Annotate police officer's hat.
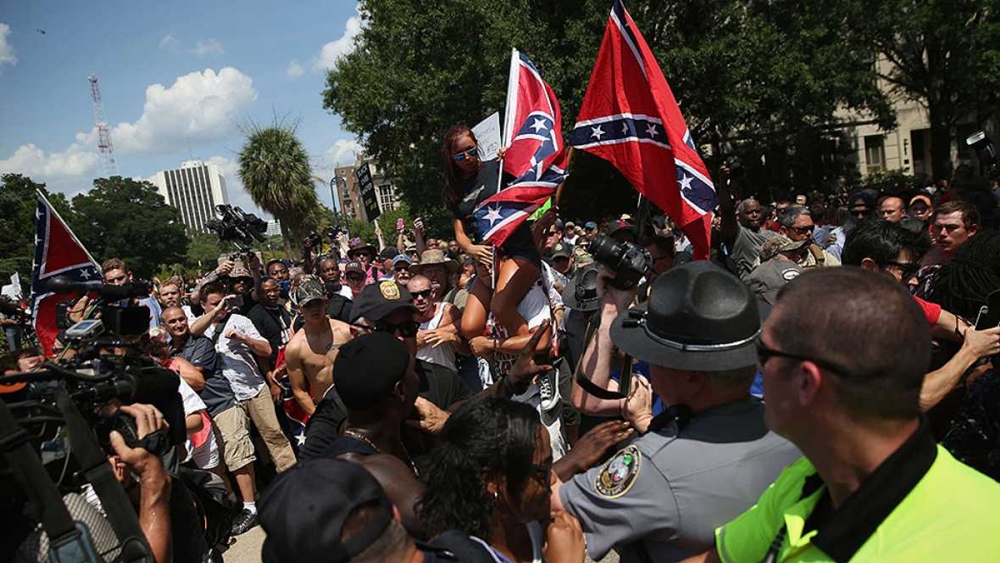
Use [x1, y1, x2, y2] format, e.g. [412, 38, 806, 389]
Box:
[610, 261, 760, 371]
[562, 265, 600, 312]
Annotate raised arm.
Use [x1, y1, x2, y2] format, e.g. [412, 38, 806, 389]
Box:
[716, 169, 739, 249]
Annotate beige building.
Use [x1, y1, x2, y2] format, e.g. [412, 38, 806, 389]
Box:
[837, 57, 986, 182]
[332, 151, 399, 222]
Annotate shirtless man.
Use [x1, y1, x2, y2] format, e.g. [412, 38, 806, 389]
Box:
[284, 277, 353, 415]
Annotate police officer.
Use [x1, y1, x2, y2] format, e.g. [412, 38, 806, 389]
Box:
[692, 269, 1000, 563]
[552, 261, 799, 562]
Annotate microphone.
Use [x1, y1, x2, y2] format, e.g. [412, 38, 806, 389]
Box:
[46, 276, 150, 300]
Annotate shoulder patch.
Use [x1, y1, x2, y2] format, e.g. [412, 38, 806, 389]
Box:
[594, 445, 642, 498]
[781, 268, 801, 281]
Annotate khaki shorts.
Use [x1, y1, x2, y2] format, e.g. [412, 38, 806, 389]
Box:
[213, 405, 256, 472]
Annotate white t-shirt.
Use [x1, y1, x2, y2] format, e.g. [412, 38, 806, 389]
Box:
[204, 314, 267, 401]
[177, 378, 220, 470]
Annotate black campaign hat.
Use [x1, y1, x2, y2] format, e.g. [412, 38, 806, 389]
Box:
[350, 279, 417, 323]
[260, 458, 393, 563]
[562, 266, 600, 312]
[610, 261, 760, 371]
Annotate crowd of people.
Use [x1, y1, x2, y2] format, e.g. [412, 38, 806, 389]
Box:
[6, 129, 1000, 562]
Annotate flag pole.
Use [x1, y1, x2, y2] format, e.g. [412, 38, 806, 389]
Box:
[553, 147, 575, 211]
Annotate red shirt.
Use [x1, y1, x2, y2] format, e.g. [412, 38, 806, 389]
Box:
[913, 295, 942, 326]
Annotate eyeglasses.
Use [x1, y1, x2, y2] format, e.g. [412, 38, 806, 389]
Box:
[884, 261, 920, 281]
[529, 460, 553, 486]
[790, 224, 814, 235]
[394, 264, 410, 272]
[756, 342, 856, 378]
[452, 147, 478, 162]
[410, 289, 432, 299]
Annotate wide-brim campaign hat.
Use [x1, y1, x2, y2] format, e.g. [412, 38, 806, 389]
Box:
[562, 266, 600, 312]
[409, 249, 459, 275]
[610, 261, 760, 371]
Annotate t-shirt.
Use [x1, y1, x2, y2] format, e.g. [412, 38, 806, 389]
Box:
[729, 225, 778, 279]
[204, 314, 267, 401]
[913, 295, 942, 325]
[175, 335, 236, 416]
[246, 303, 292, 364]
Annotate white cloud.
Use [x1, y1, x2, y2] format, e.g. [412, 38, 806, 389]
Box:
[0, 23, 18, 67]
[111, 67, 257, 154]
[191, 39, 224, 57]
[0, 134, 100, 181]
[285, 59, 305, 80]
[311, 7, 364, 71]
[159, 33, 179, 52]
[324, 139, 362, 166]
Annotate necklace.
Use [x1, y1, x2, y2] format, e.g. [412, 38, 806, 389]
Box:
[343, 428, 420, 477]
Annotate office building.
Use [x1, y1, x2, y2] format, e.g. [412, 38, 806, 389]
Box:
[150, 160, 229, 233]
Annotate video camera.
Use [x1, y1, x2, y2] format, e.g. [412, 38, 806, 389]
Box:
[966, 131, 999, 179]
[206, 204, 267, 252]
[46, 275, 152, 337]
[588, 235, 651, 290]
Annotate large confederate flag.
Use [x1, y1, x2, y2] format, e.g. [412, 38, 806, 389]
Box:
[569, 0, 716, 259]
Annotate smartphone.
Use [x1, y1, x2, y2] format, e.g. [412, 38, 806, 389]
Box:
[397, 218, 405, 231]
[976, 289, 1000, 330]
[64, 319, 105, 339]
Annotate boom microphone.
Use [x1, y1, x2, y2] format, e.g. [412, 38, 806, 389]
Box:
[46, 276, 150, 300]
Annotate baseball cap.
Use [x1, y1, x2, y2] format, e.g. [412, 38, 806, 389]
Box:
[344, 261, 365, 276]
[294, 276, 326, 307]
[350, 280, 416, 323]
[584, 221, 598, 230]
[550, 242, 573, 259]
[392, 254, 412, 268]
[379, 245, 399, 261]
[333, 332, 411, 409]
[607, 219, 636, 236]
[259, 458, 393, 563]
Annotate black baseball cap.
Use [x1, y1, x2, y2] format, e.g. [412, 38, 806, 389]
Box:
[260, 458, 393, 563]
[333, 332, 411, 409]
[350, 280, 416, 323]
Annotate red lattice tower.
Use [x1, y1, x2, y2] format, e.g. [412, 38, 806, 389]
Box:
[88, 75, 120, 177]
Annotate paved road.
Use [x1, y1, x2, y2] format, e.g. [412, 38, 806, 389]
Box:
[223, 526, 620, 563]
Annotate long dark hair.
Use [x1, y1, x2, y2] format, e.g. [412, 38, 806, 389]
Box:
[417, 396, 541, 539]
[441, 125, 477, 207]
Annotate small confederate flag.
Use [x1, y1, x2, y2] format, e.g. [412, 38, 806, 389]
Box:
[30, 191, 102, 355]
[472, 49, 568, 246]
[569, 0, 716, 259]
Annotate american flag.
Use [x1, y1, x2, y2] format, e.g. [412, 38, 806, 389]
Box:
[569, 0, 716, 259]
[30, 191, 102, 355]
[472, 49, 568, 246]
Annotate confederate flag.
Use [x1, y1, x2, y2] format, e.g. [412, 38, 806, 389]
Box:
[30, 191, 102, 355]
[472, 49, 568, 246]
[569, 0, 716, 259]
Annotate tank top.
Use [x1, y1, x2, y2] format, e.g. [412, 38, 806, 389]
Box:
[416, 303, 457, 371]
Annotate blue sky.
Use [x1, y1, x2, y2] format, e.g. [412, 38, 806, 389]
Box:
[0, 1, 365, 217]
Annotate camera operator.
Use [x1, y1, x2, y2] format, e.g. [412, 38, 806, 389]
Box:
[107, 403, 174, 563]
[68, 258, 162, 328]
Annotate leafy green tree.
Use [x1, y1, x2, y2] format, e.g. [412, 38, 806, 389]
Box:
[850, 0, 1000, 181]
[69, 176, 189, 279]
[323, 0, 893, 219]
[0, 173, 74, 281]
[238, 120, 320, 257]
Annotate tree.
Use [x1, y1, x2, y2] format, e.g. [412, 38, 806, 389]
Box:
[323, 0, 893, 219]
[0, 173, 73, 281]
[69, 176, 189, 279]
[852, 0, 1000, 181]
[238, 120, 320, 257]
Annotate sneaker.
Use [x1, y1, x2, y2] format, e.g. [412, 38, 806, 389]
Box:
[230, 508, 258, 536]
[538, 370, 558, 412]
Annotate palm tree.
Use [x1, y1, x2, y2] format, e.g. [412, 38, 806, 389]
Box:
[238, 119, 319, 257]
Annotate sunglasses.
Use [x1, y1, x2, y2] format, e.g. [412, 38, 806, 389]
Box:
[452, 147, 478, 162]
[756, 342, 856, 378]
[410, 289, 433, 299]
[790, 225, 814, 235]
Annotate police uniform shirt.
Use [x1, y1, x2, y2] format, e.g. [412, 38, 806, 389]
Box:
[745, 259, 802, 306]
[559, 397, 799, 562]
[715, 418, 1000, 562]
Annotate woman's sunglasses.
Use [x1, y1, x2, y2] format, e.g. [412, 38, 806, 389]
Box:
[452, 147, 478, 162]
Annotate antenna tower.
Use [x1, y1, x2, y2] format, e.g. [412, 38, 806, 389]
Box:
[88, 75, 120, 176]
